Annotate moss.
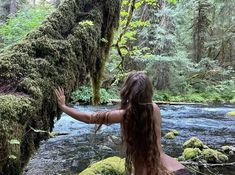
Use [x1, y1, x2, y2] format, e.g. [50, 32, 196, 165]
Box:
[226, 111, 235, 117]
[164, 131, 176, 139]
[202, 148, 228, 163]
[0, 95, 35, 124]
[164, 129, 179, 139]
[79, 156, 125, 175]
[177, 156, 185, 161]
[170, 129, 179, 136]
[183, 137, 204, 149]
[182, 148, 202, 160]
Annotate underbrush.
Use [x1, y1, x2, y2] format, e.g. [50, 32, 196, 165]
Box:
[71, 85, 119, 104]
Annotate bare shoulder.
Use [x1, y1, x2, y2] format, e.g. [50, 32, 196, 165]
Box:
[152, 103, 161, 124]
[152, 103, 160, 111]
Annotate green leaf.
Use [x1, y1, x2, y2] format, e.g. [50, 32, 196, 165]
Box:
[167, 0, 177, 4]
[8, 139, 20, 145]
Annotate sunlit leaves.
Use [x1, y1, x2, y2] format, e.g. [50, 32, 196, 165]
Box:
[167, 0, 177, 4]
[0, 4, 54, 50]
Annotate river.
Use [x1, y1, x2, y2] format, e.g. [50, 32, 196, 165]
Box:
[23, 104, 235, 175]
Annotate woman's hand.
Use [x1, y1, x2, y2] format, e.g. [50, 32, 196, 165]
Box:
[54, 87, 66, 109]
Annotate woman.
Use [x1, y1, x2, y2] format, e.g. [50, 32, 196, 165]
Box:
[54, 72, 189, 175]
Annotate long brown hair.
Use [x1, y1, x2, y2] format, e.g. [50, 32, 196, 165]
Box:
[120, 71, 167, 175]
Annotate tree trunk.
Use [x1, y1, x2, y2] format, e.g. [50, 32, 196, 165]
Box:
[0, 0, 120, 174]
[193, 0, 210, 63]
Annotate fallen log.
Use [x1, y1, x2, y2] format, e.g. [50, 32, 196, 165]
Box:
[181, 161, 235, 167]
[0, 0, 120, 174]
[110, 99, 207, 105]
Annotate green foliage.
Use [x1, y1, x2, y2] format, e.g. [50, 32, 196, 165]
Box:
[71, 86, 119, 104]
[0, 4, 54, 50]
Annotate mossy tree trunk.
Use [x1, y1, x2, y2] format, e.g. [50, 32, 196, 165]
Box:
[0, 0, 120, 174]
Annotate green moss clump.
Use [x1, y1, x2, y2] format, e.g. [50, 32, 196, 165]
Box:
[170, 129, 179, 136]
[182, 148, 202, 160]
[164, 129, 179, 139]
[0, 95, 35, 124]
[183, 137, 204, 149]
[79, 156, 125, 175]
[164, 131, 176, 139]
[202, 149, 228, 163]
[177, 156, 185, 161]
[226, 111, 235, 117]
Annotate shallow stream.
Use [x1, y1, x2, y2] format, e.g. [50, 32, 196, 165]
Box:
[24, 104, 235, 175]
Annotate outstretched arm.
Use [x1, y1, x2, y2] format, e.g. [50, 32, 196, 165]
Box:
[54, 87, 124, 124]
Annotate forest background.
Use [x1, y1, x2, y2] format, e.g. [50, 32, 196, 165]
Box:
[0, 0, 234, 104]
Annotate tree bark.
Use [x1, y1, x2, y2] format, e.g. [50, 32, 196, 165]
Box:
[0, 0, 120, 174]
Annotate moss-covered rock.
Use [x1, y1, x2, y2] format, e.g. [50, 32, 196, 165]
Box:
[171, 129, 179, 136]
[221, 145, 235, 155]
[164, 131, 176, 139]
[177, 156, 185, 161]
[164, 129, 179, 139]
[183, 137, 204, 149]
[202, 148, 228, 163]
[79, 156, 125, 175]
[0, 0, 120, 174]
[226, 111, 235, 117]
[182, 148, 202, 160]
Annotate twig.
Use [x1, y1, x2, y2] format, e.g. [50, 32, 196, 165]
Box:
[181, 161, 235, 167]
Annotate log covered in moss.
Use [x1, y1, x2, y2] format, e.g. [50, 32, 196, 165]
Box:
[0, 0, 120, 174]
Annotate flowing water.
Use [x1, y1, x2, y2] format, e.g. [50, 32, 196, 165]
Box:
[23, 104, 235, 175]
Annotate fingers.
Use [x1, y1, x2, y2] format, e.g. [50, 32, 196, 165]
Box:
[54, 87, 64, 98]
[58, 87, 64, 95]
[54, 88, 59, 97]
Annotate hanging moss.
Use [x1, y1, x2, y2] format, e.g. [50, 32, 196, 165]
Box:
[0, 0, 120, 174]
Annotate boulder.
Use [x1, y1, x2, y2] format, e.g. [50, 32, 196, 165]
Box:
[202, 148, 228, 163]
[182, 148, 202, 160]
[183, 137, 204, 149]
[79, 156, 125, 175]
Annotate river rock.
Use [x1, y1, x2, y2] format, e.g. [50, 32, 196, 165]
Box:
[170, 129, 179, 136]
[222, 145, 235, 155]
[182, 148, 202, 160]
[226, 111, 235, 117]
[183, 137, 204, 149]
[164, 129, 179, 139]
[202, 148, 228, 163]
[79, 156, 124, 175]
[164, 132, 176, 139]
